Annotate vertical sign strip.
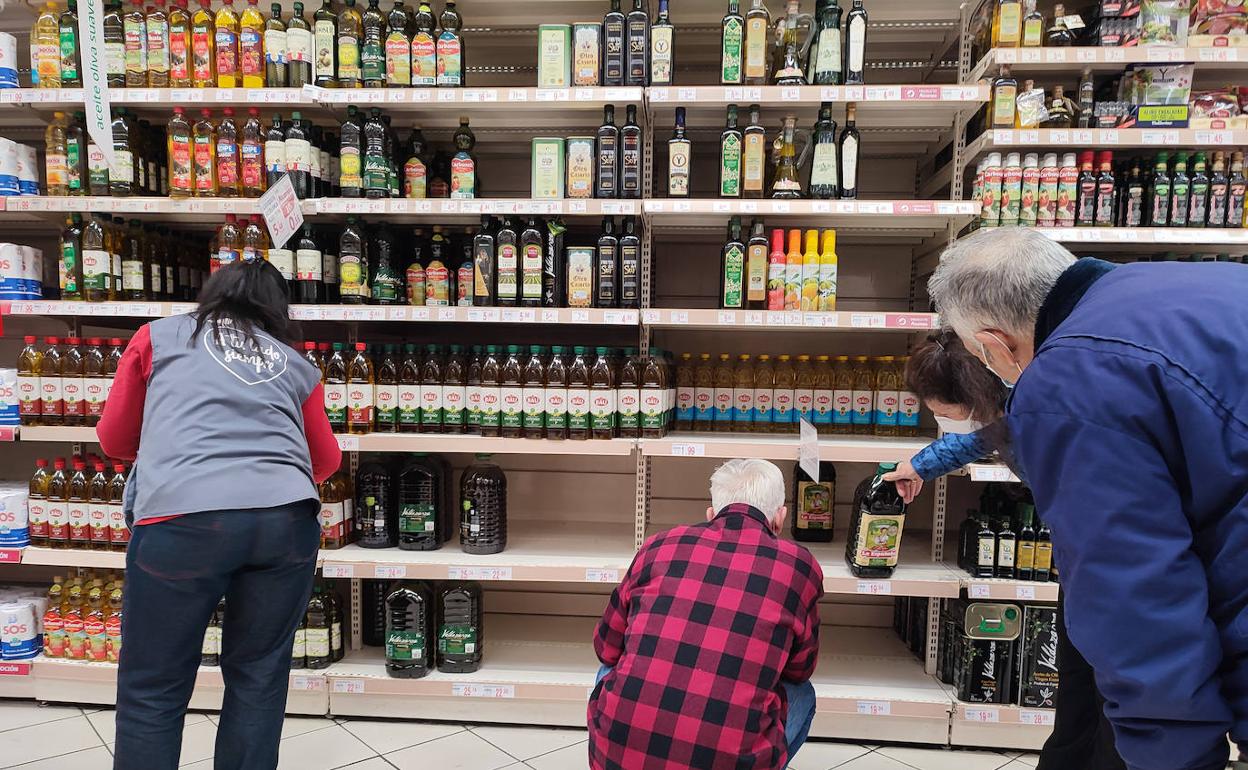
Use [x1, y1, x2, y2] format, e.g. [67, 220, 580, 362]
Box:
[78, 0, 115, 170]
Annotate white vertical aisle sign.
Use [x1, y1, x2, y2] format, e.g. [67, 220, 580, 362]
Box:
[78, 0, 115, 171]
[799, 417, 819, 480]
[259, 174, 304, 248]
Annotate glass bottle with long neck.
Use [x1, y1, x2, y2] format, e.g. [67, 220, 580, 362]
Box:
[238, 0, 265, 87]
[596, 105, 619, 199]
[241, 107, 265, 196]
[217, 107, 241, 197]
[410, 0, 436, 87]
[337, 0, 363, 87]
[667, 107, 690, 198]
[721, 0, 743, 85]
[192, 108, 217, 197]
[843, 0, 866, 84]
[265, 3, 287, 86]
[385, 0, 411, 87]
[59, 0, 83, 87]
[809, 103, 838, 199]
[771, 116, 802, 199]
[286, 1, 312, 86]
[104, 0, 126, 87]
[361, 0, 385, 87]
[313, 0, 337, 86]
[214, 0, 240, 87]
[1046, 3, 1073, 46]
[285, 111, 312, 198]
[436, 0, 463, 87]
[603, 0, 625, 86]
[745, 218, 767, 309]
[147, 0, 171, 86]
[621, 104, 642, 199]
[720, 216, 744, 309]
[742, 103, 765, 199]
[839, 102, 860, 199]
[167, 106, 193, 198]
[449, 116, 475, 198]
[774, 0, 807, 86]
[743, 0, 769, 85]
[649, 0, 673, 86]
[190, 0, 214, 87]
[167, 0, 190, 86]
[720, 104, 742, 198]
[625, 0, 648, 86]
[810, 0, 842, 85]
[123, 0, 148, 87]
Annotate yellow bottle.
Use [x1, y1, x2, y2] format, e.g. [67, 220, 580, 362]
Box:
[873, 355, 899, 437]
[800, 228, 819, 311]
[190, 0, 215, 87]
[818, 229, 837, 311]
[992, 0, 1023, 48]
[146, 0, 171, 87]
[238, 0, 266, 88]
[191, 108, 217, 197]
[214, 0, 240, 87]
[783, 228, 801, 311]
[850, 354, 873, 435]
[33, 2, 62, 88]
[167, 0, 191, 87]
[45, 112, 70, 196]
[123, 0, 147, 87]
[773, 354, 796, 433]
[167, 106, 193, 198]
[346, 341, 374, 434]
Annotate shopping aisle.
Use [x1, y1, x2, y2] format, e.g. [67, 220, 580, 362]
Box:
[0, 700, 1038, 770]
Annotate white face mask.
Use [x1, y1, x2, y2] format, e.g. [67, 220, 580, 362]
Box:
[935, 416, 983, 435]
[977, 332, 1024, 388]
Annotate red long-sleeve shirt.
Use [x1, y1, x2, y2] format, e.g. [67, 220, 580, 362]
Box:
[97, 324, 340, 524]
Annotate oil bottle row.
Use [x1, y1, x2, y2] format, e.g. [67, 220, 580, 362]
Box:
[955, 484, 1054, 583]
[976, 150, 1248, 230]
[27, 456, 131, 552]
[42, 571, 125, 662]
[57, 214, 209, 302]
[29, 0, 466, 90]
[719, 222, 837, 311]
[673, 351, 919, 436]
[44, 109, 171, 198]
[318, 453, 506, 554]
[310, 342, 676, 439]
[200, 583, 347, 669]
[17, 336, 128, 427]
[361, 579, 483, 677]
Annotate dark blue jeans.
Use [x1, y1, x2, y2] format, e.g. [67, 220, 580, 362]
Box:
[595, 664, 817, 764]
[113, 501, 319, 770]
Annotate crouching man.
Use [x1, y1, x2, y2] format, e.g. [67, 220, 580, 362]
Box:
[588, 458, 825, 769]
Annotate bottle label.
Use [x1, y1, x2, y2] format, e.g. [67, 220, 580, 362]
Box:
[847, 16, 865, 71]
[124, 19, 147, 73]
[291, 628, 305, 657]
[215, 29, 237, 76]
[403, 158, 426, 198]
[411, 33, 435, 85]
[794, 388, 814, 421]
[202, 625, 222, 656]
[650, 27, 672, 84]
[60, 29, 80, 80]
[400, 502, 435, 534]
[693, 386, 713, 421]
[121, 260, 144, 291]
[840, 135, 859, 193]
[523, 384, 545, 426]
[874, 389, 898, 426]
[242, 141, 263, 189]
[816, 30, 840, 78]
[398, 384, 420, 425]
[722, 244, 744, 308]
[898, 391, 920, 428]
[722, 17, 742, 83]
[323, 382, 347, 424]
[720, 133, 741, 197]
[425, 264, 449, 305]
[264, 28, 287, 63]
[267, 248, 293, 279]
[168, 137, 192, 191]
[744, 17, 766, 79]
[713, 386, 733, 422]
[998, 538, 1016, 568]
[522, 244, 542, 300]
[265, 139, 286, 174]
[851, 510, 903, 567]
[47, 501, 68, 540]
[732, 386, 754, 423]
[364, 152, 388, 191]
[443, 385, 465, 425]
[385, 34, 410, 84]
[286, 138, 311, 173]
[811, 142, 838, 189]
[240, 27, 262, 75]
[436, 32, 461, 85]
[62, 376, 85, 416]
[810, 387, 832, 425]
[314, 20, 335, 78]
[84, 376, 108, 417]
[668, 141, 690, 196]
[544, 386, 568, 429]
[478, 385, 501, 427]
[44, 151, 68, 188]
[287, 26, 311, 62]
[641, 389, 663, 429]
[746, 386, 769, 423]
[34, 41, 58, 83]
[347, 383, 374, 427]
[851, 389, 872, 425]
[438, 624, 476, 655]
[978, 536, 995, 568]
[743, 132, 764, 190]
[295, 248, 322, 281]
[773, 388, 794, 423]
[18, 374, 39, 416]
[362, 36, 384, 81]
[450, 156, 474, 198]
[566, 387, 590, 430]
[191, 136, 213, 190]
[217, 140, 238, 186]
[339, 145, 362, 188]
[27, 498, 47, 538]
[385, 630, 425, 662]
[304, 627, 330, 658]
[796, 481, 833, 529]
[67, 501, 89, 541]
[337, 34, 360, 79]
[420, 383, 443, 425]
[829, 388, 851, 425]
[496, 243, 517, 300]
[499, 385, 523, 429]
[191, 27, 211, 80]
[589, 389, 616, 430]
[105, 40, 125, 75]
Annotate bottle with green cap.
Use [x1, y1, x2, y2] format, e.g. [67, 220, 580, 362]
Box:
[374, 343, 400, 432]
[499, 345, 524, 438]
[443, 344, 466, 434]
[323, 342, 348, 433]
[545, 346, 569, 440]
[617, 347, 641, 439]
[460, 453, 506, 555]
[522, 345, 546, 439]
[567, 346, 591, 440]
[464, 345, 483, 434]
[419, 344, 443, 433]
[398, 343, 421, 432]
[589, 346, 617, 440]
[844, 461, 907, 578]
[478, 345, 502, 437]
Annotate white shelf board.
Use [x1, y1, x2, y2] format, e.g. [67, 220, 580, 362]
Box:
[971, 45, 1248, 82]
[320, 522, 635, 583]
[331, 432, 638, 455]
[643, 308, 939, 332]
[19, 546, 126, 569]
[802, 536, 961, 599]
[962, 576, 1060, 603]
[644, 199, 978, 231]
[31, 656, 329, 714]
[948, 700, 1055, 751]
[1032, 226, 1248, 246]
[640, 432, 931, 463]
[968, 128, 1248, 161]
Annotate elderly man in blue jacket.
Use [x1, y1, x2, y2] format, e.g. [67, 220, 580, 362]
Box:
[929, 227, 1248, 770]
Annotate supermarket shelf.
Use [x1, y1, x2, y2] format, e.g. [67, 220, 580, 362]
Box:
[948, 700, 1055, 751]
[640, 432, 931, 463]
[643, 308, 939, 332]
[31, 656, 329, 714]
[970, 45, 1248, 82]
[19, 546, 126, 569]
[967, 128, 1248, 161]
[1033, 226, 1248, 246]
[961, 463, 1020, 483]
[962, 576, 1060, 603]
[0, 660, 35, 699]
[803, 536, 962, 599]
[644, 199, 978, 231]
[317, 198, 641, 218]
[0, 196, 282, 218]
[332, 433, 637, 455]
[320, 522, 635, 583]
[14, 426, 99, 442]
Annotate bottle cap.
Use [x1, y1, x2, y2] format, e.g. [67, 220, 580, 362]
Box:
[1078, 150, 1094, 165]
[54, 458, 66, 469]
[1096, 150, 1113, 165]
[45, 336, 59, 344]
[67, 337, 80, 345]
[354, 342, 366, 351]
[35, 459, 47, 468]
[109, 338, 123, 346]
[88, 337, 102, 345]
[303, 341, 315, 350]
[23, 336, 35, 344]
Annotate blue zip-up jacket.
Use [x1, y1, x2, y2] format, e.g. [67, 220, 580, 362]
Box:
[910, 430, 990, 480]
[1006, 258, 1248, 770]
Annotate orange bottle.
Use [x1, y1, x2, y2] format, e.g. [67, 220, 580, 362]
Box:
[42, 577, 65, 658]
[346, 342, 374, 434]
[214, 0, 240, 87]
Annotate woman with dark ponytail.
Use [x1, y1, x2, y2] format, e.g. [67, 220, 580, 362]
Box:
[98, 260, 341, 770]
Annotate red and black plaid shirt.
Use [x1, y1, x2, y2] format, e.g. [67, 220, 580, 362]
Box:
[588, 504, 824, 770]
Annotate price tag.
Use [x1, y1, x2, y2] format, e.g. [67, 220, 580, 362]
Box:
[744, 311, 763, 325]
[1019, 709, 1056, 726]
[992, 130, 1015, 145]
[291, 675, 325, 691]
[331, 679, 365, 694]
[650, 88, 669, 101]
[718, 311, 738, 325]
[438, 307, 458, 321]
[642, 309, 660, 324]
[1200, 47, 1238, 62]
[571, 309, 591, 323]
[766, 313, 787, 326]
[603, 310, 633, 324]
[1019, 130, 1039, 144]
[386, 307, 408, 321]
[781, 86, 800, 100]
[258, 175, 304, 249]
[1044, 48, 1067, 63]
[409, 89, 431, 102]
[856, 580, 892, 595]
[438, 89, 457, 102]
[452, 683, 515, 699]
[798, 418, 819, 480]
[536, 89, 557, 101]
[375, 565, 407, 580]
[669, 311, 689, 324]
[996, 49, 1018, 63]
[541, 309, 561, 323]
[969, 584, 991, 598]
[411, 308, 431, 321]
[712, 201, 731, 213]
[1104, 47, 1125, 62]
[1020, 49, 1041, 64]
[447, 566, 513, 580]
[812, 201, 831, 213]
[336, 435, 359, 451]
[585, 568, 620, 583]
[819, 86, 841, 101]
[670, 443, 705, 457]
[856, 701, 891, 716]
[322, 564, 354, 578]
[506, 88, 527, 101]
[1016, 585, 1036, 600]
[850, 313, 885, 328]
[965, 708, 1000, 723]
[771, 201, 790, 213]
[1097, 129, 1119, 145]
[1075, 48, 1098, 62]
[1196, 130, 1234, 145]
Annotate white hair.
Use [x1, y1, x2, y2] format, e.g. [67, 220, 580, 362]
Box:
[928, 228, 1076, 340]
[710, 459, 786, 521]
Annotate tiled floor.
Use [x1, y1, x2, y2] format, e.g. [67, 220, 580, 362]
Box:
[0, 700, 1041, 769]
